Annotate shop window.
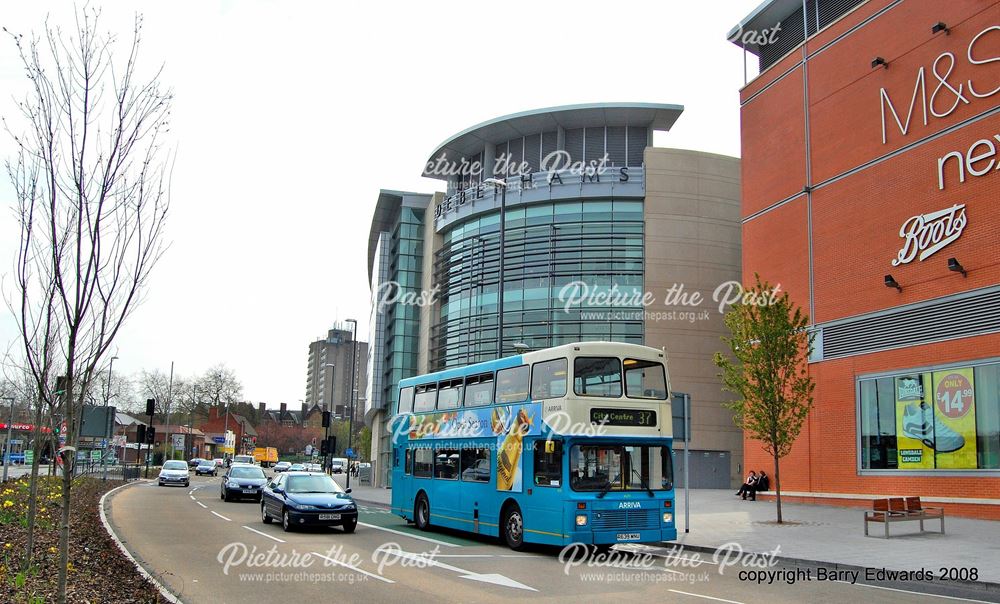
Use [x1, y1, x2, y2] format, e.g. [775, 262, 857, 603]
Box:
[858, 361, 1000, 471]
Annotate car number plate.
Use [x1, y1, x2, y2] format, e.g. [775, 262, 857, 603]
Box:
[616, 533, 640, 541]
[318, 513, 341, 520]
[242, 489, 254, 494]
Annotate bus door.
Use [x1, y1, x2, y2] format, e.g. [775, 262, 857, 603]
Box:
[522, 439, 565, 544]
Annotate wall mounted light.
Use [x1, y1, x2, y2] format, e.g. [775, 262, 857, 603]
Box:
[948, 257, 967, 277]
[884, 274, 902, 292]
[871, 57, 888, 69]
[931, 22, 949, 35]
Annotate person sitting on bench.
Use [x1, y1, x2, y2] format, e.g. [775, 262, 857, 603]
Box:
[749, 471, 769, 500]
[736, 471, 757, 499]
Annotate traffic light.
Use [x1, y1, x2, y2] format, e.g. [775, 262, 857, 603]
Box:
[320, 438, 329, 456]
[145, 425, 156, 445]
[322, 411, 331, 428]
[327, 436, 336, 456]
[145, 398, 155, 417]
[136, 424, 146, 444]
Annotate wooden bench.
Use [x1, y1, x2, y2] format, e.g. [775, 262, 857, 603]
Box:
[864, 497, 945, 538]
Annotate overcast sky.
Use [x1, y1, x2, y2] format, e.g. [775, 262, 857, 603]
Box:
[0, 0, 762, 407]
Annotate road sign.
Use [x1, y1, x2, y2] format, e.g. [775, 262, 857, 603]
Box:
[100, 439, 107, 447]
[24, 450, 33, 464]
[212, 436, 225, 444]
[90, 450, 101, 461]
[345, 447, 355, 458]
[171, 434, 185, 449]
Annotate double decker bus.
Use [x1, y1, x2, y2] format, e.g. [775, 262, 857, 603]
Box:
[389, 342, 675, 550]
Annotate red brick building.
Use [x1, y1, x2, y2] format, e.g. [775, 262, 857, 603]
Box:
[732, 0, 1000, 518]
[198, 406, 258, 456]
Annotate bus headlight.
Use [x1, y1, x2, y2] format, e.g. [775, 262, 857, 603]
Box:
[662, 512, 673, 523]
[576, 514, 588, 526]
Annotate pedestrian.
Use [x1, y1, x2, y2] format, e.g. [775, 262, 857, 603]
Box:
[736, 471, 757, 499]
[751, 471, 769, 501]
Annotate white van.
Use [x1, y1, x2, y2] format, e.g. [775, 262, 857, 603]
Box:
[330, 458, 348, 474]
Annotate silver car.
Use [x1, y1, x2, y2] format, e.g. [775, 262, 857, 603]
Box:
[158, 460, 190, 487]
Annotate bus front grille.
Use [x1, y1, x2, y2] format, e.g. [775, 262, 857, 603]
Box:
[591, 509, 658, 531]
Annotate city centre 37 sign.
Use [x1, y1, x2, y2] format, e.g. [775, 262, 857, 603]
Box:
[892, 203, 967, 266]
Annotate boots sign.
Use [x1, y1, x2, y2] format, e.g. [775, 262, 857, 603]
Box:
[892, 204, 967, 266]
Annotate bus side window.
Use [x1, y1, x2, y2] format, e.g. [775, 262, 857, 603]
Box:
[460, 447, 490, 482]
[533, 440, 562, 487]
[398, 387, 414, 414]
[413, 448, 433, 478]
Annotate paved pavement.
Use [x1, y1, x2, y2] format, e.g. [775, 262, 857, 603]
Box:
[103, 474, 1000, 603]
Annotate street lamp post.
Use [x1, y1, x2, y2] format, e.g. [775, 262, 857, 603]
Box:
[223, 401, 231, 462]
[484, 178, 508, 359]
[102, 355, 118, 481]
[1, 397, 14, 483]
[345, 318, 358, 489]
[323, 363, 335, 474]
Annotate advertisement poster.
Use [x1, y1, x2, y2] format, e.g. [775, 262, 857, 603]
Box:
[405, 403, 541, 442]
[895, 374, 935, 468]
[404, 403, 540, 493]
[932, 368, 977, 469]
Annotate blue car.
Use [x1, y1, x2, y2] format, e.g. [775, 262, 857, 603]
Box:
[221, 464, 267, 502]
[261, 472, 357, 533]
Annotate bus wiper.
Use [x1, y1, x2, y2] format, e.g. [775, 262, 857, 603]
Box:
[597, 471, 622, 499]
[632, 468, 654, 497]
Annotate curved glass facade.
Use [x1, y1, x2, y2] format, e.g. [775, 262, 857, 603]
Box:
[431, 198, 645, 369]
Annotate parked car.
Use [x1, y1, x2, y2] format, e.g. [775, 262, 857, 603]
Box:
[304, 463, 322, 473]
[188, 457, 205, 468]
[273, 461, 291, 473]
[233, 454, 256, 465]
[221, 464, 267, 502]
[195, 460, 218, 476]
[213, 458, 224, 467]
[158, 460, 190, 487]
[287, 463, 305, 472]
[261, 471, 357, 532]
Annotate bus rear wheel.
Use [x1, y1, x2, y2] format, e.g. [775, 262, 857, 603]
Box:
[414, 494, 430, 531]
[502, 503, 526, 551]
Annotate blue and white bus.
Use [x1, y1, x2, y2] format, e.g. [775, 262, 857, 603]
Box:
[389, 341, 675, 550]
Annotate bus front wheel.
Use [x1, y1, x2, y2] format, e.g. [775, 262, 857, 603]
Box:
[502, 503, 526, 551]
[414, 493, 430, 531]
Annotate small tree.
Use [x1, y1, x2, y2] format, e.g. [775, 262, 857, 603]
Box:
[714, 274, 815, 524]
[5, 9, 172, 601]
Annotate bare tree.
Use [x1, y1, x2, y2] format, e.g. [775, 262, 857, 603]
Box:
[4, 9, 172, 602]
[136, 368, 172, 417]
[197, 364, 243, 407]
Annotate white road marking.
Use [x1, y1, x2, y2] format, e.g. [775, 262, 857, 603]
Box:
[196, 502, 208, 509]
[379, 547, 535, 591]
[357, 522, 459, 548]
[211, 511, 232, 522]
[834, 581, 997, 603]
[310, 552, 394, 584]
[189, 495, 196, 500]
[242, 525, 286, 543]
[668, 589, 744, 603]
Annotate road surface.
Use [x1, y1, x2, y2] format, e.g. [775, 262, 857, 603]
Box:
[104, 474, 996, 603]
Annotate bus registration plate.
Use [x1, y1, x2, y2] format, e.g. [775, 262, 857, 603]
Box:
[616, 533, 640, 541]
